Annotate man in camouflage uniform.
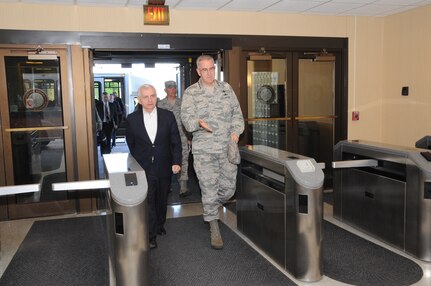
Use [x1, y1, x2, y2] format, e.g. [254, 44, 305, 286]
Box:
[181, 55, 244, 249]
[158, 80, 191, 197]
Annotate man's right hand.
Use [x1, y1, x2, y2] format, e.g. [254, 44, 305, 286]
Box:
[198, 119, 213, 133]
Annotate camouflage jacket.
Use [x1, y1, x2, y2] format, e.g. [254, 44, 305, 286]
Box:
[181, 79, 244, 154]
[158, 97, 189, 140]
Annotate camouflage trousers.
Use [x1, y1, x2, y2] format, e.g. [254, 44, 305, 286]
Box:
[193, 152, 237, 221]
[179, 134, 189, 181]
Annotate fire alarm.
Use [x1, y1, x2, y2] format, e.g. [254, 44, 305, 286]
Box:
[352, 111, 359, 121]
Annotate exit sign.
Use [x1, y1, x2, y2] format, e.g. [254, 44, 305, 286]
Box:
[144, 5, 169, 25]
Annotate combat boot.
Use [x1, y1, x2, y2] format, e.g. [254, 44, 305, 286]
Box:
[179, 180, 191, 197]
[209, 220, 223, 250]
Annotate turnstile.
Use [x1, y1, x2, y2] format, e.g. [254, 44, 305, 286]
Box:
[333, 140, 431, 261]
[416, 135, 431, 149]
[237, 145, 324, 282]
[53, 153, 149, 286]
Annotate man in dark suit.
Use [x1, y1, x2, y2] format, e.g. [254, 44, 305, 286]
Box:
[96, 91, 117, 154]
[126, 84, 182, 249]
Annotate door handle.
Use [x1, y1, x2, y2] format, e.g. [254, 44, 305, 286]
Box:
[5, 126, 69, 132]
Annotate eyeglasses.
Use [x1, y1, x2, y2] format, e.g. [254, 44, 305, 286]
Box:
[141, 94, 157, 101]
[199, 66, 216, 73]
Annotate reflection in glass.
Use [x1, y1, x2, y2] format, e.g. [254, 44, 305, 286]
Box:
[5, 56, 67, 203]
[247, 58, 286, 148]
[297, 118, 334, 178]
[298, 59, 335, 182]
[298, 59, 335, 117]
[247, 120, 286, 150]
[5, 57, 63, 128]
[12, 131, 67, 203]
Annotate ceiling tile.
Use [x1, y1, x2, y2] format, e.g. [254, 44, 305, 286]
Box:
[219, 0, 281, 12]
[4, 0, 431, 16]
[77, 0, 128, 6]
[263, 0, 325, 13]
[330, 0, 374, 3]
[127, 0, 144, 6]
[340, 3, 405, 15]
[374, 0, 423, 5]
[174, 0, 230, 10]
[127, 0, 182, 7]
[305, 2, 366, 14]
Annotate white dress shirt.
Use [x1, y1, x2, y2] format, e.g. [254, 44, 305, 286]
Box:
[143, 107, 158, 143]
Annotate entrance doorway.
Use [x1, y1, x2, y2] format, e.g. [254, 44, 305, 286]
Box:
[0, 47, 76, 219]
[91, 50, 222, 204]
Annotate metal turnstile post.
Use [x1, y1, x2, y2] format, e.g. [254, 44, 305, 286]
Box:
[53, 153, 149, 286]
[237, 145, 324, 282]
[333, 140, 431, 261]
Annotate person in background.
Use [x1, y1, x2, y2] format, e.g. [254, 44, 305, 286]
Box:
[181, 55, 244, 250]
[126, 84, 182, 249]
[112, 91, 125, 122]
[110, 93, 121, 147]
[158, 80, 191, 197]
[96, 92, 117, 154]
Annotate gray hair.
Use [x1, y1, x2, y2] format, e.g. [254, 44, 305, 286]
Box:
[196, 55, 214, 69]
[137, 84, 157, 98]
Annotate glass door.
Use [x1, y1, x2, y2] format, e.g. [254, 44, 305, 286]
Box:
[0, 48, 75, 219]
[246, 57, 289, 150]
[245, 51, 339, 186]
[294, 55, 336, 183]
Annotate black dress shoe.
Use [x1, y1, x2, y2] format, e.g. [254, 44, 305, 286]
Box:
[157, 227, 167, 235]
[149, 239, 157, 249]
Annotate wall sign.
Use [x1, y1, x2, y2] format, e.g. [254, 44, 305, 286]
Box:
[144, 5, 170, 25]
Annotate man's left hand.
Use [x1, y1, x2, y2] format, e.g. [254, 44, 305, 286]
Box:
[172, 165, 181, 174]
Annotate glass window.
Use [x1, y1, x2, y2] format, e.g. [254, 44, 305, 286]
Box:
[104, 79, 122, 97]
[5, 57, 63, 128]
[94, 81, 101, 101]
[5, 56, 67, 202]
[246, 58, 287, 149]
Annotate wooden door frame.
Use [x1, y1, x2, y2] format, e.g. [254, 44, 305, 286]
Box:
[0, 45, 77, 219]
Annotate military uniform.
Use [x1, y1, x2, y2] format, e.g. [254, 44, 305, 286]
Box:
[181, 79, 244, 221]
[158, 97, 190, 182]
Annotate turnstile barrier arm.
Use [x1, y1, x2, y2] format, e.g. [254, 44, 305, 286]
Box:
[0, 184, 41, 196]
[52, 180, 110, 191]
[332, 159, 378, 169]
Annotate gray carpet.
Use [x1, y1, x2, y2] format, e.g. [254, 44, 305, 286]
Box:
[0, 215, 296, 286]
[0, 216, 109, 286]
[152, 215, 296, 286]
[323, 221, 423, 286]
[1, 215, 422, 286]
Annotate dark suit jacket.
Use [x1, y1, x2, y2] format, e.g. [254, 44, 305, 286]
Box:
[96, 101, 118, 125]
[126, 107, 182, 178]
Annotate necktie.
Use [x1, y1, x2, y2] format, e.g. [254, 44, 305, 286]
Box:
[105, 103, 110, 122]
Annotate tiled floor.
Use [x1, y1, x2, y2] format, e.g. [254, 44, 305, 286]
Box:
[1, 202, 431, 285]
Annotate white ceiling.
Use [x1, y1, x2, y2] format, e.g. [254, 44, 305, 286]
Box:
[3, 0, 431, 17]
